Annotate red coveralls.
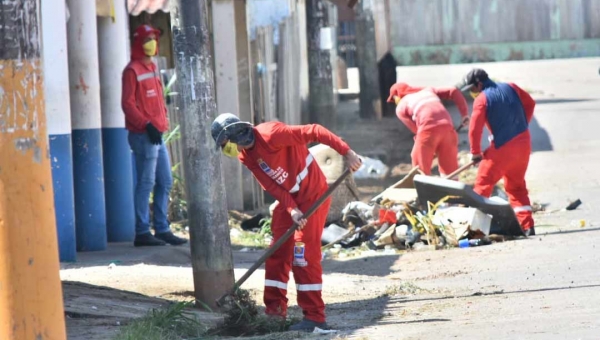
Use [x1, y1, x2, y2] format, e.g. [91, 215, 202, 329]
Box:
[390, 83, 468, 176]
[470, 82, 536, 231]
[121, 25, 168, 133]
[239, 122, 350, 323]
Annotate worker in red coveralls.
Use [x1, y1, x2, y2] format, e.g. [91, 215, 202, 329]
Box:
[387, 83, 469, 177]
[211, 113, 362, 332]
[122, 25, 187, 247]
[458, 68, 536, 236]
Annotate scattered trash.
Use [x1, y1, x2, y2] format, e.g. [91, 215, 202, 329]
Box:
[239, 247, 251, 252]
[433, 207, 492, 246]
[565, 199, 582, 211]
[570, 219, 586, 228]
[91, 306, 98, 310]
[341, 201, 375, 221]
[413, 175, 525, 236]
[458, 238, 489, 248]
[235, 166, 521, 259]
[322, 224, 359, 248]
[354, 157, 389, 179]
[313, 327, 338, 334]
[230, 228, 242, 238]
[108, 262, 117, 269]
[383, 245, 396, 255]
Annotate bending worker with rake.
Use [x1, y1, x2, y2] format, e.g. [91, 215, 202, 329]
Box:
[211, 114, 362, 331]
[387, 82, 469, 177]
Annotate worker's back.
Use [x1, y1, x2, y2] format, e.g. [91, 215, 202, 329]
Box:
[483, 82, 528, 148]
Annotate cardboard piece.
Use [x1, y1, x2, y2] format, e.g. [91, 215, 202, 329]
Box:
[371, 166, 423, 202]
[379, 188, 418, 204]
[433, 207, 492, 246]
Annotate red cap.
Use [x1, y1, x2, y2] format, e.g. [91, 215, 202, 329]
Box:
[134, 24, 161, 41]
[387, 83, 422, 103]
[131, 25, 161, 60]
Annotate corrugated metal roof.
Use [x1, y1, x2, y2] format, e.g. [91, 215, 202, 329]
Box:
[127, 0, 170, 16]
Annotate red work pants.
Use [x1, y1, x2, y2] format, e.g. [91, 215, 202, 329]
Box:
[473, 131, 534, 230]
[264, 194, 331, 323]
[411, 125, 459, 176]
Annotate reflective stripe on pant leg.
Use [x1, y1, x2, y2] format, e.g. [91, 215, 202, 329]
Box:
[297, 283, 323, 291]
[265, 279, 288, 290]
[514, 206, 532, 213]
[264, 207, 294, 317]
[291, 197, 330, 323]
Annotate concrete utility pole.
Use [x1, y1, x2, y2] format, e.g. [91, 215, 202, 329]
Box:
[170, 0, 235, 308]
[0, 0, 67, 338]
[355, 0, 381, 119]
[306, 0, 336, 128]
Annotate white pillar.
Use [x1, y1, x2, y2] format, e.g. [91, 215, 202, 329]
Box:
[66, 0, 107, 251]
[97, 0, 135, 242]
[42, 0, 76, 262]
[213, 0, 255, 210]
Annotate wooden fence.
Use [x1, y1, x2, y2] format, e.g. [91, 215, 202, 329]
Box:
[251, 11, 303, 126]
[160, 10, 305, 211]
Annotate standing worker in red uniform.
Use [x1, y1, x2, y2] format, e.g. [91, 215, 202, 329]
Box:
[387, 82, 469, 177]
[122, 25, 187, 247]
[458, 68, 536, 236]
[211, 114, 362, 331]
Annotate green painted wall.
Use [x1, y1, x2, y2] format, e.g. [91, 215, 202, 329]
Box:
[388, 0, 600, 65]
[392, 39, 600, 66]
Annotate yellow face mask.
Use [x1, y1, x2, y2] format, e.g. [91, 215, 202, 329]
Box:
[470, 91, 480, 100]
[143, 39, 157, 56]
[222, 141, 239, 158]
[394, 96, 401, 105]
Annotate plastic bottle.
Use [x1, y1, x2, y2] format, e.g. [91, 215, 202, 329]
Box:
[458, 239, 482, 248]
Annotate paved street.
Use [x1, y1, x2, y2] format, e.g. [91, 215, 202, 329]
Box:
[330, 57, 600, 339]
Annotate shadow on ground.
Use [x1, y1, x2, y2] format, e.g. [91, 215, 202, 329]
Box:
[323, 254, 401, 277]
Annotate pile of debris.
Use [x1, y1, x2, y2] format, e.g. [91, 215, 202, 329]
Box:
[320, 166, 511, 254]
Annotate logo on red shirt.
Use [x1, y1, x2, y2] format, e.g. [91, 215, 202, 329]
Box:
[257, 158, 289, 185]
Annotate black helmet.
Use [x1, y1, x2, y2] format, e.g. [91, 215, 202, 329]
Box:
[211, 113, 254, 148]
[458, 68, 489, 92]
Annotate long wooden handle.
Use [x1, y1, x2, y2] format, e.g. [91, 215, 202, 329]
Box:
[444, 160, 475, 180]
[216, 168, 353, 306]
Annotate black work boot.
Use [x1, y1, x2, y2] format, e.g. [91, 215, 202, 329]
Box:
[134, 233, 167, 247]
[524, 227, 536, 237]
[289, 318, 329, 332]
[155, 231, 188, 246]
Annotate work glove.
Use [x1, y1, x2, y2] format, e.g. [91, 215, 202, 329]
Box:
[290, 208, 308, 230]
[146, 123, 163, 145]
[471, 153, 483, 164]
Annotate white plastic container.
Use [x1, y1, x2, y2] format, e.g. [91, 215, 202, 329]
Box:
[433, 207, 492, 236]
